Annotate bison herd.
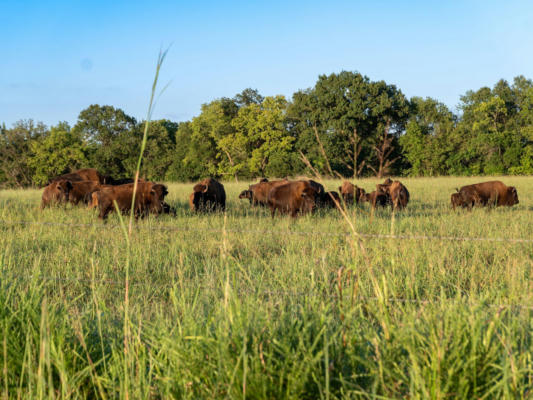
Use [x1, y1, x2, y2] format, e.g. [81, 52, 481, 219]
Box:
[40, 168, 520, 220]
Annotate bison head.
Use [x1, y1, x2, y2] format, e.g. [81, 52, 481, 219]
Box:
[450, 192, 462, 210]
[148, 184, 168, 214]
[507, 186, 519, 205]
[54, 179, 72, 202]
[239, 190, 252, 200]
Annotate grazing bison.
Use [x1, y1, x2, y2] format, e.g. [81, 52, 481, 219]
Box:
[96, 182, 167, 220]
[308, 180, 325, 197]
[190, 178, 226, 212]
[49, 168, 106, 185]
[321, 191, 342, 210]
[238, 190, 253, 204]
[360, 191, 389, 208]
[249, 179, 289, 207]
[162, 201, 176, 216]
[375, 178, 393, 195]
[267, 180, 318, 218]
[68, 181, 102, 205]
[457, 181, 518, 208]
[338, 181, 364, 204]
[450, 192, 463, 211]
[388, 181, 409, 210]
[451, 187, 481, 210]
[41, 179, 72, 208]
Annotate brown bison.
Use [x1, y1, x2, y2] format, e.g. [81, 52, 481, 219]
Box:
[238, 190, 253, 204]
[161, 201, 176, 216]
[451, 187, 481, 210]
[249, 179, 289, 206]
[267, 180, 318, 218]
[67, 181, 103, 205]
[95, 182, 167, 220]
[49, 168, 106, 185]
[457, 181, 518, 208]
[375, 178, 393, 195]
[41, 179, 72, 208]
[388, 181, 409, 210]
[360, 191, 389, 208]
[190, 178, 226, 212]
[338, 181, 364, 204]
[321, 191, 342, 210]
[450, 192, 463, 210]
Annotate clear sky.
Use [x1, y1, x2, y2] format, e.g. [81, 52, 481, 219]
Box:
[1, 0, 532, 127]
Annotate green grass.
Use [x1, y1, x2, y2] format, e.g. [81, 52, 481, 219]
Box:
[1, 176, 532, 399]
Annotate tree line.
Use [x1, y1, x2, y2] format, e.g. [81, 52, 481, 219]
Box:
[1, 71, 532, 187]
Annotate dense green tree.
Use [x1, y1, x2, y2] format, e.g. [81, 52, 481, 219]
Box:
[450, 78, 532, 175]
[288, 71, 409, 177]
[400, 97, 456, 176]
[166, 122, 197, 181]
[28, 122, 88, 185]
[72, 105, 137, 178]
[2, 75, 533, 187]
[0, 120, 47, 187]
[228, 95, 294, 178]
[234, 88, 264, 108]
[132, 119, 179, 180]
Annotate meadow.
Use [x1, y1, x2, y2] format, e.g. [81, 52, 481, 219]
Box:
[0, 176, 532, 399]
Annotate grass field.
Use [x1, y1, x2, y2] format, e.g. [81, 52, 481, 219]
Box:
[1, 176, 532, 399]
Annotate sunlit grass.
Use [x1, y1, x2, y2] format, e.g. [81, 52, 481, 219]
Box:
[0, 176, 532, 398]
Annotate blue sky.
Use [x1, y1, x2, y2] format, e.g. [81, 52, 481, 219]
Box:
[1, 0, 532, 127]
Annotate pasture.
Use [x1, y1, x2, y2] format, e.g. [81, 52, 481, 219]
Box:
[1, 176, 532, 399]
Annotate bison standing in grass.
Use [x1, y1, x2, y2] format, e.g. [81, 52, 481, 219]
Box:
[360, 191, 389, 209]
[321, 191, 342, 210]
[41, 180, 73, 208]
[248, 179, 288, 207]
[454, 181, 518, 209]
[96, 182, 168, 220]
[189, 178, 226, 212]
[68, 181, 104, 205]
[338, 181, 364, 205]
[375, 179, 409, 211]
[267, 180, 318, 218]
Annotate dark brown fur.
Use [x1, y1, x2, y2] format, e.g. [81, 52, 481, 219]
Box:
[458, 181, 519, 207]
[249, 179, 289, 206]
[96, 182, 166, 220]
[389, 181, 409, 210]
[360, 191, 389, 208]
[190, 178, 226, 212]
[68, 181, 102, 205]
[41, 180, 72, 208]
[267, 180, 317, 218]
[451, 187, 481, 210]
[338, 181, 364, 204]
[239, 190, 253, 204]
[49, 168, 106, 185]
[321, 191, 342, 210]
